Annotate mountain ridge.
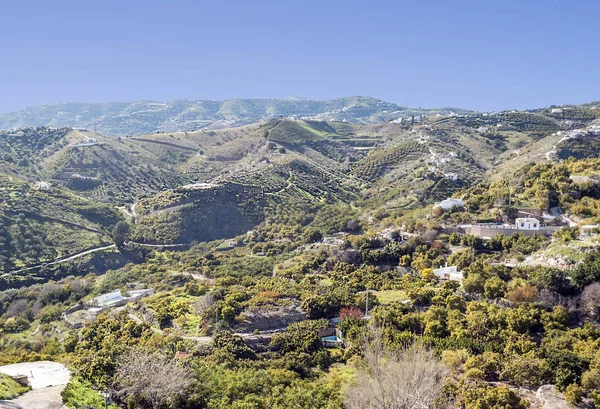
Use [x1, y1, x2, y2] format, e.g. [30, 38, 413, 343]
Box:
[0, 96, 471, 136]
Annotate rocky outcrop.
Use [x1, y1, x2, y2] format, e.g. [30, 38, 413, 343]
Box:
[535, 385, 574, 409]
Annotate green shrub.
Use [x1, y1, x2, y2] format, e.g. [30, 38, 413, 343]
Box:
[564, 384, 583, 404]
[0, 373, 29, 399]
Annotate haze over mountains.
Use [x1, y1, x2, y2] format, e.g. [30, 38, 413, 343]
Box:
[0, 96, 471, 136]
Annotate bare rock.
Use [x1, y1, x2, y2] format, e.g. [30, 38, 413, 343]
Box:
[536, 385, 574, 409]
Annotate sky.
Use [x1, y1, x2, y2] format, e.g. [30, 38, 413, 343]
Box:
[0, 0, 599, 113]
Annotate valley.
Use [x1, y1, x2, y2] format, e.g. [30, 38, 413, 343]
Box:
[1, 99, 600, 409]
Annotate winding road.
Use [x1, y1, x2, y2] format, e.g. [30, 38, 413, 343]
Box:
[2, 242, 186, 279]
[1, 244, 117, 278]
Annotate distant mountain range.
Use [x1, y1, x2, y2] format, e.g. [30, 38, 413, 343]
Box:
[0, 97, 471, 136]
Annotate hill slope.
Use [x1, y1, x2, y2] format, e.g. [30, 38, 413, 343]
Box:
[0, 97, 470, 136]
[0, 171, 122, 273]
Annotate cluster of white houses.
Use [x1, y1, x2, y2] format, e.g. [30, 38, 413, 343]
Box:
[433, 197, 564, 238]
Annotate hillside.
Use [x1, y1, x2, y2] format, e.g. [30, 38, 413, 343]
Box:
[1, 103, 600, 265]
[0, 97, 471, 136]
[4, 101, 600, 409]
[0, 127, 195, 205]
[0, 171, 122, 273]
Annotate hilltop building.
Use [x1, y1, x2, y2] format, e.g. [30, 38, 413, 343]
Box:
[63, 288, 155, 328]
[92, 290, 125, 308]
[90, 289, 155, 309]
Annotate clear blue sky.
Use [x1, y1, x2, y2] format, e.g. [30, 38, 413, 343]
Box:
[1, 0, 598, 113]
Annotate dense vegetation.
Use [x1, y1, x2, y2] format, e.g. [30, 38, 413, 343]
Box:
[0, 172, 121, 272]
[1, 101, 600, 408]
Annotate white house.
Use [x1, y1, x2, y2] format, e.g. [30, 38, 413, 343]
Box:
[551, 108, 563, 114]
[89, 288, 154, 309]
[444, 173, 458, 181]
[92, 290, 125, 308]
[434, 198, 465, 211]
[433, 265, 464, 281]
[515, 217, 540, 230]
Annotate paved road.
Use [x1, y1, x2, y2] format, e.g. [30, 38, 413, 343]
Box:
[549, 206, 577, 227]
[127, 242, 187, 248]
[1, 244, 117, 278]
[2, 241, 186, 279]
[0, 361, 70, 409]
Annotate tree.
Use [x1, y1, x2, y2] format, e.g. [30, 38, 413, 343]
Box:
[462, 274, 485, 294]
[571, 249, 600, 288]
[506, 285, 537, 303]
[112, 221, 131, 247]
[344, 329, 448, 409]
[305, 229, 323, 243]
[483, 277, 507, 299]
[113, 348, 194, 409]
[464, 352, 502, 380]
[530, 267, 577, 296]
[211, 331, 256, 362]
[421, 268, 437, 282]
